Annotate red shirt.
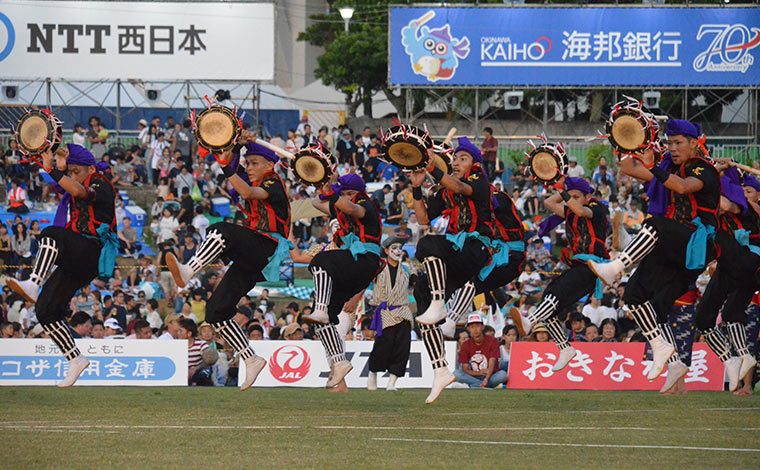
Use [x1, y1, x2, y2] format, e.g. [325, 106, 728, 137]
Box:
[482, 137, 498, 162]
[458, 335, 500, 375]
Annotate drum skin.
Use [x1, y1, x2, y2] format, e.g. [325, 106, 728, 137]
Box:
[382, 125, 433, 171]
[16, 109, 62, 156]
[194, 106, 240, 153]
[527, 144, 568, 185]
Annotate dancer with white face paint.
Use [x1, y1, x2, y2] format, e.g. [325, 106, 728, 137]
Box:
[367, 235, 415, 391]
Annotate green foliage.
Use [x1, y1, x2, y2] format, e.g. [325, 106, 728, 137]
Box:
[585, 144, 613, 172]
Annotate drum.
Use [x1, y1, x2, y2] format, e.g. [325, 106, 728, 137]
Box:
[527, 143, 568, 185]
[193, 106, 241, 154]
[605, 101, 656, 153]
[292, 144, 337, 187]
[430, 140, 453, 174]
[15, 109, 62, 156]
[381, 125, 433, 171]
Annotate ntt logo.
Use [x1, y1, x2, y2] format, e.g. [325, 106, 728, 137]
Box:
[0, 12, 15, 62]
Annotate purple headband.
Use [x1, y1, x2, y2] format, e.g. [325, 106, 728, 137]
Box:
[742, 174, 760, 192]
[721, 175, 747, 214]
[332, 173, 366, 194]
[66, 143, 96, 166]
[666, 119, 701, 139]
[454, 137, 482, 163]
[564, 177, 594, 195]
[244, 142, 279, 163]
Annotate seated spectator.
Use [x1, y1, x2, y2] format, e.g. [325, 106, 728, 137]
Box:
[104, 317, 125, 338]
[527, 238, 553, 272]
[566, 312, 586, 342]
[499, 325, 519, 374]
[599, 318, 620, 342]
[11, 223, 32, 279]
[144, 299, 163, 330]
[7, 179, 29, 214]
[198, 322, 218, 349]
[453, 314, 508, 388]
[283, 323, 304, 340]
[128, 319, 153, 339]
[517, 263, 542, 297]
[158, 314, 180, 339]
[158, 207, 179, 243]
[585, 324, 599, 342]
[394, 219, 413, 238]
[91, 320, 105, 339]
[68, 311, 92, 338]
[247, 324, 264, 340]
[177, 317, 209, 382]
[527, 322, 550, 342]
[118, 217, 140, 257]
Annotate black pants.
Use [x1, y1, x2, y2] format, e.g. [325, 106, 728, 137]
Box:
[414, 235, 491, 313]
[368, 320, 412, 377]
[474, 252, 525, 294]
[118, 239, 140, 254]
[309, 250, 382, 323]
[543, 262, 598, 318]
[36, 227, 101, 325]
[695, 231, 760, 331]
[205, 222, 277, 324]
[623, 216, 716, 322]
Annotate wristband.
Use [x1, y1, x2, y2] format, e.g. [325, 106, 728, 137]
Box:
[559, 191, 571, 202]
[429, 167, 444, 182]
[326, 191, 340, 204]
[651, 166, 670, 184]
[221, 165, 235, 178]
[232, 143, 243, 154]
[49, 168, 65, 183]
[318, 186, 335, 201]
[412, 186, 423, 200]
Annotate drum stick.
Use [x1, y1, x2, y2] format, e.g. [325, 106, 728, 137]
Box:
[729, 161, 760, 177]
[442, 127, 457, 147]
[413, 11, 435, 28]
[254, 138, 295, 160]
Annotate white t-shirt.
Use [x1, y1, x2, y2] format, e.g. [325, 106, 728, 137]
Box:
[158, 217, 179, 242]
[583, 304, 618, 327]
[567, 165, 585, 178]
[158, 332, 174, 340]
[72, 132, 86, 147]
[518, 272, 542, 294]
[150, 140, 169, 169]
[192, 215, 210, 240]
[146, 310, 163, 330]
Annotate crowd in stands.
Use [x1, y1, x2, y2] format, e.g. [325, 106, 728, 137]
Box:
[0, 115, 748, 387]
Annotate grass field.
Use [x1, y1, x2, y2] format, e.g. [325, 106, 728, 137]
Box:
[1, 387, 758, 469]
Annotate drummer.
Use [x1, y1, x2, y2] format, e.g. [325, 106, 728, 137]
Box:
[524, 176, 609, 372]
[165, 131, 293, 391]
[409, 136, 494, 404]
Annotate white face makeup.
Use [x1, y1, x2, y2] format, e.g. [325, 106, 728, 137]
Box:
[388, 243, 404, 261]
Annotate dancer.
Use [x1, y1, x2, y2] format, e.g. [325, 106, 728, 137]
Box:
[8, 144, 117, 388]
[166, 137, 293, 390]
[367, 235, 414, 391]
[410, 137, 494, 403]
[524, 176, 609, 371]
[588, 119, 720, 380]
[302, 173, 384, 389]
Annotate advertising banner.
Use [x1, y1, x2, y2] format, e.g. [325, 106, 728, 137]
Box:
[0, 1, 274, 80]
[241, 340, 458, 389]
[508, 342, 724, 391]
[389, 7, 760, 86]
[0, 338, 188, 386]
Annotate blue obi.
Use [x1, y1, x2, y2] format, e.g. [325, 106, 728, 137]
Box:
[86, 224, 119, 278]
[445, 231, 491, 252]
[478, 240, 525, 281]
[734, 229, 760, 257]
[339, 232, 381, 260]
[261, 232, 296, 283]
[685, 217, 716, 270]
[573, 254, 609, 300]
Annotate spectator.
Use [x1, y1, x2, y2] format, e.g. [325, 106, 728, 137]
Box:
[69, 311, 93, 338]
[453, 314, 508, 388]
[11, 223, 32, 278]
[566, 312, 586, 342]
[283, 323, 304, 340]
[106, 290, 128, 330]
[192, 205, 209, 240]
[517, 263, 542, 297]
[149, 132, 170, 185]
[159, 314, 180, 340]
[302, 124, 316, 146]
[177, 317, 209, 381]
[118, 217, 140, 257]
[527, 238, 552, 272]
[481, 127, 498, 180]
[528, 323, 550, 342]
[585, 324, 600, 342]
[599, 318, 620, 342]
[566, 156, 585, 177]
[1, 322, 13, 338]
[247, 324, 264, 341]
[87, 116, 107, 159]
[0, 224, 12, 271]
[7, 179, 29, 214]
[72, 123, 86, 146]
[91, 320, 105, 339]
[335, 129, 356, 167]
[354, 134, 366, 169]
[177, 187, 194, 226]
[317, 126, 330, 150]
[19, 299, 37, 331]
[499, 325, 519, 374]
[145, 299, 163, 330]
[158, 207, 179, 243]
[104, 317, 125, 338]
[394, 219, 413, 238]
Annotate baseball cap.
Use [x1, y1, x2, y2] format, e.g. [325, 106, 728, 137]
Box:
[466, 313, 484, 326]
[198, 322, 213, 331]
[138, 119, 148, 126]
[104, 318, 122, 331]
[283, 323, 302, 337]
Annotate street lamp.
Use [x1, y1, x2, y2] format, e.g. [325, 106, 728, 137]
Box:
[339, 6, 354, 33]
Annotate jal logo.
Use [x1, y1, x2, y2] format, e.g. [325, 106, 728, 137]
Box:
[268, 345, 311, 383]
[401, 10, 470, 83]
[0, 12, 16, 62]
[693, 24, 760, 73]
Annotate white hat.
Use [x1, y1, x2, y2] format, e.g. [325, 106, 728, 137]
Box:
[466, 313, 484, 325]
[104, 318, 122, 331]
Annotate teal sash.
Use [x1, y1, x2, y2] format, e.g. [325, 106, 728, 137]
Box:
[478, 240, 525, 281]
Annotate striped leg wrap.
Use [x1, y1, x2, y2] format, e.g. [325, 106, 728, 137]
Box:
[42, 320, 80, 360]
[701, 327, 731, 363]
[311, 267, 333, 314]
[618, 223, 659, 268]
[528, 294, 559, 325]
[447, 281, 476, 324]
[188, 229, 226, 273]
[423, 257, 446, 302]
[660, 323, 680, 365]
[315, 323, 345, 365]
[30, 236, 58, 286]
[545, 317, 571, 351]
[726, 322, 750, 357]
[627, 302, 662, 342]
[211, 319, 255, 360]
[419, 323, 447, 369]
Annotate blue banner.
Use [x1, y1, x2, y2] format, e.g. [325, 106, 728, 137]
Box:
[389, 7, 760, 87]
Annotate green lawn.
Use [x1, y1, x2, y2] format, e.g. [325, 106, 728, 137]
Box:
[1, 387, 758, 469]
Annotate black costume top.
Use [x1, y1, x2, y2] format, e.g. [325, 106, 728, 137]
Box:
[67, 172, 116, 237]
[666, 156, 720, 229]
[426, 166, 494, 238]
[245, 171, 290, 238]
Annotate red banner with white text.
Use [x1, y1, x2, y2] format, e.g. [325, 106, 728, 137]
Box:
[508, 342, 723, 391]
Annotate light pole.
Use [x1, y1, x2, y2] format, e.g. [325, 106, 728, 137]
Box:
[339, 6, 354, 33]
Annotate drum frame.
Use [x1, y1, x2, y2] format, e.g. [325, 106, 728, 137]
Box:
[605, 100, 657, 154]
[292, 145, 337, 187]
[527, 143, 568, 185]
[15, 108, 63, 157]
[193, 105, 241, 154]
[381, 125, 433, 171]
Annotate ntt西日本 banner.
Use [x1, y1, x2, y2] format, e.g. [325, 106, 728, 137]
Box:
[508, 342, 724, 391]
[0, 1, 274, 81]
[389, 6, 760, 87]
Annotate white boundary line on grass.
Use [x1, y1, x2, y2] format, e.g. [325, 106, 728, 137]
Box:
[372, 437, 760, 453]
[316, 426, 655, 431]
[442, 406, 760, 416]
